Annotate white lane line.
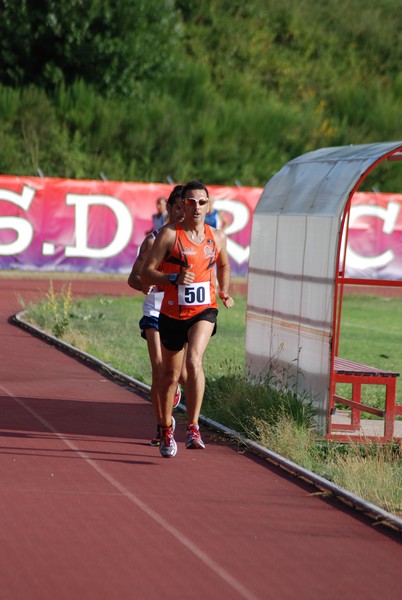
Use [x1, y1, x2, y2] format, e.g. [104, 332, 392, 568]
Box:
[0, 384, 260, 600]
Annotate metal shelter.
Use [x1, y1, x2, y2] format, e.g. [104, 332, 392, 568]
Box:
[246, 142, 402, 436]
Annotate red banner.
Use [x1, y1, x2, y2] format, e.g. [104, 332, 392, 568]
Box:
[1, 177, 402, 279]
[0, 176, 262, 275]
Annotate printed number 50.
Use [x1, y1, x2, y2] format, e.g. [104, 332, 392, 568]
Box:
[185, 286, 205, 304]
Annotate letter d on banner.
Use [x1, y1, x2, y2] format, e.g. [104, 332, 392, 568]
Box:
[65, 194, 132, 258]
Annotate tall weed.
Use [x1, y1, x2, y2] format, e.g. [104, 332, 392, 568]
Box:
[323, 442, 402, 515]
[23, 281, 72, 338]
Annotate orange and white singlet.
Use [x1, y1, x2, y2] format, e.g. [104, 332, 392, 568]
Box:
[161, 222, 219, 320]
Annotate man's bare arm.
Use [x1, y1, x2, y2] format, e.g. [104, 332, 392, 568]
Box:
[214, 230, 234, 309]
[141, 226, 177, 287]
[127, 235, 154, 293]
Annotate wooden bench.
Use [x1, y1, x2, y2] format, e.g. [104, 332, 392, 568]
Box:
[329, 357, 401, 442]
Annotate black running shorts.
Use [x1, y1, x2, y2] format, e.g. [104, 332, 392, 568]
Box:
[159, 308, 218, 351]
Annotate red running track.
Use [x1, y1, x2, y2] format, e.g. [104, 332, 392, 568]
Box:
[0, 277, 400, 600]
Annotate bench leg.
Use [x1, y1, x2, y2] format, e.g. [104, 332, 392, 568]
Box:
[384, 379, 396, 441]
[351, 383, 362, 428]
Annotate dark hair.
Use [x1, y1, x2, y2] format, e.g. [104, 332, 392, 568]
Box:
[181, 180, 209, 200]
[167, 185, 183, 207]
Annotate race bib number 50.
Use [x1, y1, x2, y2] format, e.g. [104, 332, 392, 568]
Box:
[178, 282, 211, 306]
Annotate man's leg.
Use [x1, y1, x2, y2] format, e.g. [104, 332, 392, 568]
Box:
[178, 343, 188, 388]
[185, 320, 215, 425]
[145, 328, 163, 424]
[158, 346, 183, 457]
[159, 346, 185, 427]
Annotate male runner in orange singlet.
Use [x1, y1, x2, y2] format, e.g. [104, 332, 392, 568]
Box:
[142, 180, 234, 458]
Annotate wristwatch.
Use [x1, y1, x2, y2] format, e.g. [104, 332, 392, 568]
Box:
[168, 273, 179, 285]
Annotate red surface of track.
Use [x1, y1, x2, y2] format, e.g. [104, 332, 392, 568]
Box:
[0, 277, 400, 600]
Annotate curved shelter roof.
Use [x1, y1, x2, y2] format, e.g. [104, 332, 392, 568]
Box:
[246, 142, 402, 432]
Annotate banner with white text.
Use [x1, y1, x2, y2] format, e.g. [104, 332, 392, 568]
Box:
[0, 177, 401, 279]
[0, 176, 261, 276]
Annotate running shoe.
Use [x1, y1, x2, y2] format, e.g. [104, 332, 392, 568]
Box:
[150, 424, 161, 446]
[173, 384, 182, 409]
[159, 422, 177, 458]
[185, 424, 205, 450]
[150, 416, 175, 447]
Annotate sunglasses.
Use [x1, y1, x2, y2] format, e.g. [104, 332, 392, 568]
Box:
[183, 197, 209, 206]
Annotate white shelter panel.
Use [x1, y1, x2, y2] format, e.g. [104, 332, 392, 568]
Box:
[302, 216, 339, 278]
[300, 280, 333, 329]
[299, 216, 339, 326]
[274, 215, 306, 275]
[248, 214, 278, 272]
[247, 271, 275, 313]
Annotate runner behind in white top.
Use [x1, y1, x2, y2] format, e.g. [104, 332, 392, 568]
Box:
[127, 185, 187, 445]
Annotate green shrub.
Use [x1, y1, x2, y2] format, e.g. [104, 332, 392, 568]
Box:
[203, 367, 317, 437]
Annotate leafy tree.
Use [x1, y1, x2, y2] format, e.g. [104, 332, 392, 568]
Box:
[0, 0, 183, 97]
[0, 0, 402, 185]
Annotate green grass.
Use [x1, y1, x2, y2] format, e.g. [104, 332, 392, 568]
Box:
[23, 292, 248, 385]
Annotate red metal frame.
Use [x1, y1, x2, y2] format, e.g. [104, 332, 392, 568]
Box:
[328, 358, 401, 442]
[328, 148, 402, 442]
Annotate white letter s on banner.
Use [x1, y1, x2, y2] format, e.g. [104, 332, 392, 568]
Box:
[0, 186, 35, 255]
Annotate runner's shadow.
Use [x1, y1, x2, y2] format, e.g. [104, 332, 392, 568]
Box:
[0, 447, 156, 465]
[0, 394, 155, 441]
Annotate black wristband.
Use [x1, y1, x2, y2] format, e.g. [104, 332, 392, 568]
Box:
[168, 273, 179, 285]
